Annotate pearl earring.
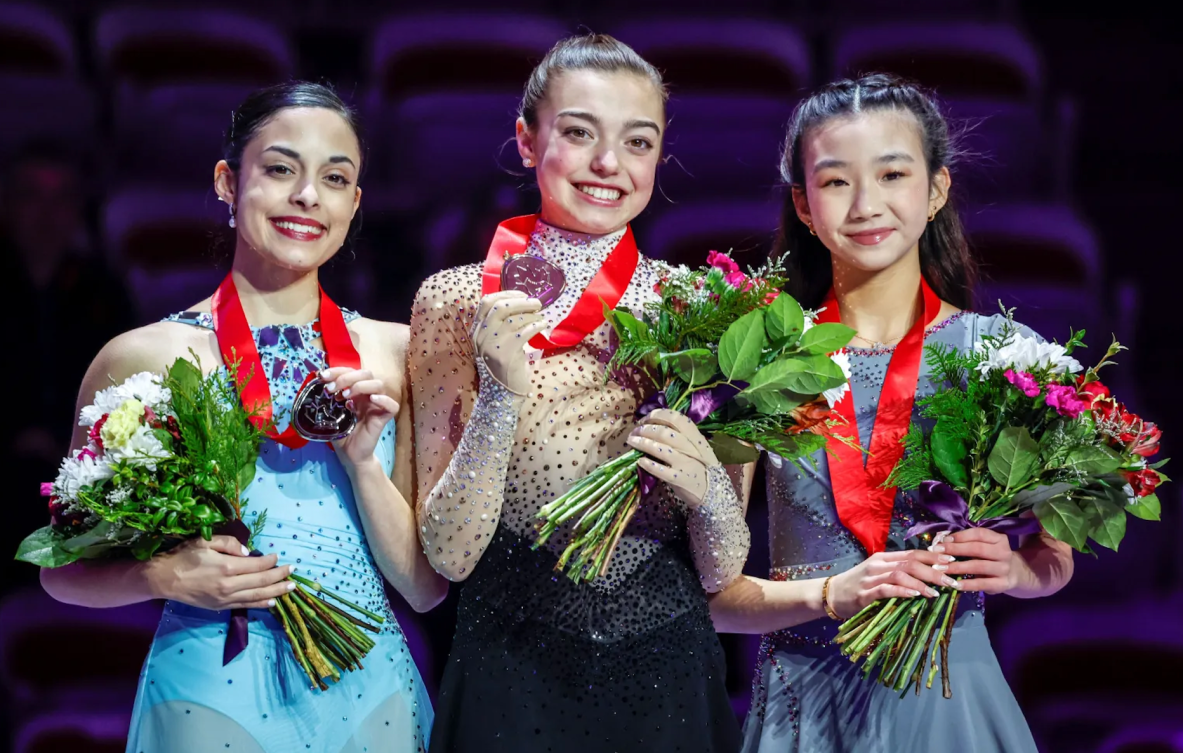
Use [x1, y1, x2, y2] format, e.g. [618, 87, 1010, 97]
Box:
[523, 158, 534, 168]
[228, 204, 237, 229]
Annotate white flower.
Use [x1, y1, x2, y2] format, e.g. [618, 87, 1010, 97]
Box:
[54, 450, 115, 500]
[974, 334, 1082, 376]
[80, 372, 172, 427]
[106, 425, 171, 471]
[824, 349, 853, 407]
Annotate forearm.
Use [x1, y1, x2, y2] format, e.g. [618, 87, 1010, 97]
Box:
[687, 465, 751, 592]
[418, 364, 521, 580]
[1006, 533, 1074, 599]
[709, 575, 828, 634]
[40, 558, 160, 608]
[346, 459, 448, 612]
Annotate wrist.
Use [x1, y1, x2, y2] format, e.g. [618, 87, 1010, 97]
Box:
[138, 555, 170, 601]
[343, 455, 386, 482]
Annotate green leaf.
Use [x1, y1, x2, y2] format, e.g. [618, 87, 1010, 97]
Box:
[1034, 496, 1090, 551]
[608, 306, 646, 341]
[1083, 496, 1126, 551]
[168, 357, 202, 396]
[1126, 492, 1161, 521]
[1011, 482, 1076, 512]
[755, 430, 827, 462]
[719, 309, 767, 381]
[765, 294, 805, 346]
[1061, 445, 1121, 476]
[708, 433, 761, 465]
[743, 355, 846, 398]
[744, 389, 809, 416]
[237, 461, 256, 498]
[131, 534, 166, 561]
[797, 322, 857, 356]
[1148, 458, 1170, 470]
[14, 526, 80, 568]
[988, 426, 1040, 490]
[930, 421, 969, 489]
[660, 349, 719, 387]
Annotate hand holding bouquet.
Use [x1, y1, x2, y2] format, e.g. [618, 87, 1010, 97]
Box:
[533, 251, 856, 582]
[17, 356, 386, 691]
[835, 313, 1167, 697]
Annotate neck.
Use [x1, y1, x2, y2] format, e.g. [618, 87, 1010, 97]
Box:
[229, 247, 321, 327]
[537, 212, 623, 240]
[830, 251, 924, 345]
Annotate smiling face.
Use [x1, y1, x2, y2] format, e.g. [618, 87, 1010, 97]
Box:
[517, 69, 664, 235]
[214, 106, 361, 275]
[792, 109, 949, 275]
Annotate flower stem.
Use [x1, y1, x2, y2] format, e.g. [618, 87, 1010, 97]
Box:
[289, 573, 385, 624]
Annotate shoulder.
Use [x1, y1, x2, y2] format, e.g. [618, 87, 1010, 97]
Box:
[967, 311, 1044, 343]
[413, 264, 482, 306]
[87, 321, 213, 384]
[348, 317, 409, 389]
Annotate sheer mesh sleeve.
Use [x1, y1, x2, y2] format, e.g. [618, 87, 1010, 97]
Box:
[408, 266, 523, 580]
[687, 465, 751, 592]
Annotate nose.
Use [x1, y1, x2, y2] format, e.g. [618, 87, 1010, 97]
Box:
[590, 144, 620, 176]
[850, 180, 884, 221]
[292, 178, 320, 209]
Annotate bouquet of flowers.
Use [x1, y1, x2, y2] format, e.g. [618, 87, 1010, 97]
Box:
[16, 356, 385, 691]
[533, 251, 856, 582]
[834, 313, 1167, 697]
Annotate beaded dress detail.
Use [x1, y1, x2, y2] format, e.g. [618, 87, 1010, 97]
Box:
[125, 311, 431, 753]
[741, 313, 1038, 753]
[411, 219, 748, 752]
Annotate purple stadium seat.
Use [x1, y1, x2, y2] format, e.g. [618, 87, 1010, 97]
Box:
[832, 22, 1044, 101]
[367, 13, 566, 100]
[95, 7, 294, 88]
[0, 3, 77, 76]
[0, 74, 97, 161]
[0, 587, 159, 711]
[13, 710, 131, 753]
[639, 198, 781, 269]
[611, 19, 811, 97]
[103, 187, 230, 321]
[660, 94, 794, 202]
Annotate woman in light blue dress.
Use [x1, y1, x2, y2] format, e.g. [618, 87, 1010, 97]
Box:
[710, 74, 1076, 752]
[40, 82, 445, 752]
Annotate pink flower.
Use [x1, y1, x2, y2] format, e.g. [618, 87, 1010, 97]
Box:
[724, 270, 753, 291]
[88, 413, 109, 449]
[707, 250, 739, 275]
[1045, 384, 1089, 418]
[40, 482, 54, 497]
[78, 447, 99, 461]
[1005, 369, 1041, 397]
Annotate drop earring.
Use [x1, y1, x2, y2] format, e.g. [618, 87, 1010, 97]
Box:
[807, 222, 817, 236]
[228, 204, 237, 229]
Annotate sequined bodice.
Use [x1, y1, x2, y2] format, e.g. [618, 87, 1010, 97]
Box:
[411, 222, 688, 590]
[766, 313, 1002, 576]
[163, 311, 400, 631]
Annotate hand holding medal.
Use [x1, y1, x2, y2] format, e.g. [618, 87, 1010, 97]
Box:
[471, 291, 548, 396]
[317, 367, 401, 466]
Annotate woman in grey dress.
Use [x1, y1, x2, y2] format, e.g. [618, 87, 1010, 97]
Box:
[710, 74, 1076, 752]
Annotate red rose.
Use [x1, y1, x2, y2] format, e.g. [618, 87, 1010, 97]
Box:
[1123, 468, 1161, 498]
[165, 415, 183, 444]
[1076, 376, 1111, 405]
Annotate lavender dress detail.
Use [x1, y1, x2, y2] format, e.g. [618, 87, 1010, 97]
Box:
[742, 313, 1039, 753]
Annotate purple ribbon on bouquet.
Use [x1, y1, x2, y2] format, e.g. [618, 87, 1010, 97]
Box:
[904, 481, 1043, 540]
[634, 382, 745, 496]
[218, 518, 261, 666]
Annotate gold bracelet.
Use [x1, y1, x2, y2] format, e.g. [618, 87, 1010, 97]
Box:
[821, 575, 842, 621]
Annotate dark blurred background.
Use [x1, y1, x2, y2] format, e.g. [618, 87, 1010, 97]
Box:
[1, 1, 1180, 751]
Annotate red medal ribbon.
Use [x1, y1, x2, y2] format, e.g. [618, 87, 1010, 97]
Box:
[481, 214, 639, 350]
[816, 279, 941, 554]
[211, 274, 361, 449]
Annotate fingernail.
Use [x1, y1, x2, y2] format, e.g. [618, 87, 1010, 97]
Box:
[906, 589, 921, 597]
[342, 388, 351, 398]
[942, 576, 960, 589]
[939, 554, 955, 563]
[346, 399, 355, 411]
[925, 587, 939, 597]
[267, 599, 276, 607]
[286, 582, 296, 592]
[933, 563, 948, 571]
[325, 381, 336, 392]
[289, 565, 297, 574]
[320, 369, 330, 379]
[240, 545, 250, 556]
[931, 545, 946, 553]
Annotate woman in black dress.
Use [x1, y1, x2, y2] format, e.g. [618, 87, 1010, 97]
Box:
[409, 34, 752, 752]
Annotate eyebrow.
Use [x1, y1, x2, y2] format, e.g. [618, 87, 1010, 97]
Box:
[811, 152, 915, 174]
[556, 109, 662, 135]
[263, 145, 357, 168]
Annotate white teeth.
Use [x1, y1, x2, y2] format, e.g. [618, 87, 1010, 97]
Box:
[274, 220, 323, 235]
[578, 185, 622, 201]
